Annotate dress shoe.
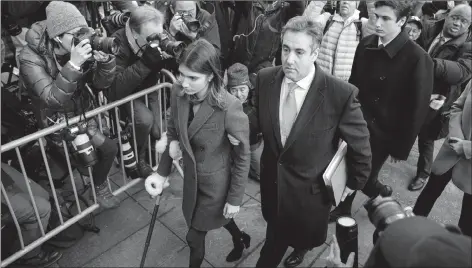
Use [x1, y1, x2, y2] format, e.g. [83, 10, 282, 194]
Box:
[284, 249, 308, 268]
[226, 232, 251, 262]
[408, 176, 428, 191]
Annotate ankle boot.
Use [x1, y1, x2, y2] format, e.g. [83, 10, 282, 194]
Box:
[226, 232, 251, 262]
[95, 182, 120, 209]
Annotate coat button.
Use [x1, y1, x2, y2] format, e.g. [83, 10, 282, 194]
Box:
[375, 97, 380, 102]
[380, 76, 386, 80]
[200, 147, 204, 151]
[372, 118, 376, 123]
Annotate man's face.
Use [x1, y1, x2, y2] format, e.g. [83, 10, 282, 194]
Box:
[339, 1, 357, 18]
[405, 22, 421, 41]
[443, 5, 471, 38]
[281, 31, 318, 82]
[229, 85, 250, 103]
[174, 1, 197, 19]
[374, 5, 406, 39]
[133, 21, 164, 49]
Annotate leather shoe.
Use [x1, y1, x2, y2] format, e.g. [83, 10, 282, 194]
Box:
[408, 176, 428, 191]
[284, 249, 308, 268]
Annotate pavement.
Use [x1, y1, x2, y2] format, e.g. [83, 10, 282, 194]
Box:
[40, 138, 464, 268]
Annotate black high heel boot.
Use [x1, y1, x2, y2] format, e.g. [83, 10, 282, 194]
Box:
[226, 232, 251, 262]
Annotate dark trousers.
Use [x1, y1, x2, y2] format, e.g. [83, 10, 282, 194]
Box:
[413, 169, 472, 237]
[186, 219, 243, 268]
[256, 221, 289, 268]
[336, 135, 390, 213]
[415, 110, 438, 179]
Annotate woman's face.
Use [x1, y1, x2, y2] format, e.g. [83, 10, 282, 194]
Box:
[177, 64, 212, 97]
[229, 85, 249, 103]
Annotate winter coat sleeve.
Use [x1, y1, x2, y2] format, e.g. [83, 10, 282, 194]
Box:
[19, 46, 83, 109]
[394, 52, 434, 160]
[448, 81, 469, 140]
[224, 98, 250, 206]
[108, 31, 153, 102]
[199, 12, 221, 51]
[91, 55, 117, 91]
[361, 0, 377, 38]
[157, 89, 179, 178]
[433, 42, 472, 86]
[338, 87, 372, 190]
[303, 0, 330, 26]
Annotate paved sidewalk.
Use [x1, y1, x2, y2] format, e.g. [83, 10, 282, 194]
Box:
[53, 139, 462, 267]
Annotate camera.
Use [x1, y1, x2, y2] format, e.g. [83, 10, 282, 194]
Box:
[181, 14, 201, 32]
[364, 195, 415, 244]
[1, 14, 22, 37]
[120, 126, 139, 179]
[62, 122, 98, 168]
[146, 32, 186, 57]
[73, 27, 120, 56]
[101, 12, 130, 36]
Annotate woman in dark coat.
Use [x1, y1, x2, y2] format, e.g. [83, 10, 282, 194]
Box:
[145, 39, 251, 268]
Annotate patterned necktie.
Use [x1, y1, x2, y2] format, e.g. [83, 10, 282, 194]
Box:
[281, 82, 298, 146]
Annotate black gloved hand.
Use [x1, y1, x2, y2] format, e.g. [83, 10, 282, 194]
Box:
[141, 45, 163, 70]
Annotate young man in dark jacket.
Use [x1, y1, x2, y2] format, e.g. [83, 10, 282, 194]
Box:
[109, 5, 168, 179]
[18, 1, 120, 209]
[409, 4, 472, 192]
[330, 0, 434, 220]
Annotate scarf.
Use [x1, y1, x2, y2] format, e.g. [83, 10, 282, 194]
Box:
[125, 20, 144, 57]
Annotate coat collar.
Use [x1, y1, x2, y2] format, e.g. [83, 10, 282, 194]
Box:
[268, 64, 326, 154]
[364, 31, 410, 58]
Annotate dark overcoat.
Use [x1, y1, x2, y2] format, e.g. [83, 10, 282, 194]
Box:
[157, 85, 250, 231]
[254, 64, 372, 249]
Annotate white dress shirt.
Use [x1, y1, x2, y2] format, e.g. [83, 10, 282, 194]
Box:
[279, 65, 316, 144]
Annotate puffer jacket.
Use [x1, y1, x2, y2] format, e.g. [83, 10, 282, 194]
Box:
[304, 1, 376, 81]
[18, 21, 116, 129]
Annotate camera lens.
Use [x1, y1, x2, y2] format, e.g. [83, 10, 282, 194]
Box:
[364, 196, 407, 232]
[92, 36, 120, 55]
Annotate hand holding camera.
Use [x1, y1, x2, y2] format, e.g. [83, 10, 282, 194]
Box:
[93, 50, 110, 63]
[70, 39, 92, 67]
[141, 43, 164, 70]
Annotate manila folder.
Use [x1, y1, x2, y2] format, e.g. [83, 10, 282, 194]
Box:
[323, 141, 348, 207]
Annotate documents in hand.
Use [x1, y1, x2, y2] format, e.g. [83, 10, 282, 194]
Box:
[323, 140, 348, 207]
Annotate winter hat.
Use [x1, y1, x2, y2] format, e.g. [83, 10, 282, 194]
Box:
[227, 63, 252, 88]
[407, 16, 423, 30]
[45, 1, 88, 39]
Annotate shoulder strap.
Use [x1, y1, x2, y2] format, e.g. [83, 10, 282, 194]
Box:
[353, 20, 363, 41]
[323, 15, 335, 35]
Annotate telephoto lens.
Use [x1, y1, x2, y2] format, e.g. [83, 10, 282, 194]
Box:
[336, 216, 359, 268]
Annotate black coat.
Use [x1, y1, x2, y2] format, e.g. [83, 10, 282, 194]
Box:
[253, 64, 372, 249]
[349, 31, 434, 160]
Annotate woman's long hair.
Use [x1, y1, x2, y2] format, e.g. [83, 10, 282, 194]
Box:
[177, 39, 227, 110]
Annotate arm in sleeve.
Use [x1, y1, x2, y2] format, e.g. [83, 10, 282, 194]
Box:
[361, 0, 377, 38]
[303, 1, 330, 26]
[19, 47, 83, 109]
[108, 47, 153, 102]
[200, 14, 221, 52]
[157, 91, 179, 178]
[348, 44, 361, 87]
[448, 81, 470, 139]
[225, 99, 250, 206]
[338, 87, 372, 190]
[92, 55, 117, 90]
[434, 42, 472, 86]
[394, 53, 434, 159]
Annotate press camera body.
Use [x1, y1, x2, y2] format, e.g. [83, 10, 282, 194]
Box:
[73, 27, 120, 56]
[180, 13, 200, 32]
[146, 32, 185, 57]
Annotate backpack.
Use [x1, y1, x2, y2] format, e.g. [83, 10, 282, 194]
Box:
[323, 15, 363, 41]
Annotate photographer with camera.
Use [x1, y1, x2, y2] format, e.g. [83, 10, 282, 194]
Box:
[18, 1, 120, 210]
[326, 195, 472, 268]
[107, 5, 180, 180]
[166, 0, 221, 51]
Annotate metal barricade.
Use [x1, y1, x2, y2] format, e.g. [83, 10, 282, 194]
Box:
[1, 69, 179, 267]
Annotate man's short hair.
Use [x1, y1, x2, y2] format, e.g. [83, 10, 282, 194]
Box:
[129, 5, 164, 34]
[281, 16, 324, 52]
[374, 0, 414, 22]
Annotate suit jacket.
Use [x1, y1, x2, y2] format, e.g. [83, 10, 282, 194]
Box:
[432, 81, 471, 195]
[157, 85, 250, 231]
[254, 64, 371, 248]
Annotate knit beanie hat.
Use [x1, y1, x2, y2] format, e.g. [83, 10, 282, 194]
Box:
[227, 63, 252, 88]
[46, 1, 88, 39]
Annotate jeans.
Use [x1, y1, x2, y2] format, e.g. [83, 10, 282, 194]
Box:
[124, 92, 162, 159]
[1, 163, 51, 259]
[413, 168, 472, 237]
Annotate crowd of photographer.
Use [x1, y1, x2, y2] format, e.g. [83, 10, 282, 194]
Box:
[1, 1, 472, 267]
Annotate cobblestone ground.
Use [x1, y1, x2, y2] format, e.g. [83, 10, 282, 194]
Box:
[12, 139, 463, 268]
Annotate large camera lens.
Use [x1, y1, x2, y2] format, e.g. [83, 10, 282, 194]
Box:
[91, 36, 120, 55]
[182, 16, 200, 32]
[150, 33, 186, 57]
[364, 196, 408, 232]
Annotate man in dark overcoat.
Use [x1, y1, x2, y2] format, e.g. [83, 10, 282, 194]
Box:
[253, 16, 372, 268]
[330, 1, 435, 219]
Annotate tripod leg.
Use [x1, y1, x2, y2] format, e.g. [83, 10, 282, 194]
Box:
[140, 195, 161, 268]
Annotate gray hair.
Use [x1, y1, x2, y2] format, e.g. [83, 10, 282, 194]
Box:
[281, 16, 324, 52]
[129, 5, 164, 34]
